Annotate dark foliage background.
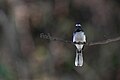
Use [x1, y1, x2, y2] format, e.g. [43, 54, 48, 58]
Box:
[0, 0, 120, 80]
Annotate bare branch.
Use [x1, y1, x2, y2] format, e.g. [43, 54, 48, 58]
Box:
[40, 33, 120, 46]
[88, 36, 120, 46]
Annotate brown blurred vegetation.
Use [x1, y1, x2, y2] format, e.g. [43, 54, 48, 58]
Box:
[0, 0, 120, 80]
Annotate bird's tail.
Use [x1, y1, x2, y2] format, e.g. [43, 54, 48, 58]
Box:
[75, 49, 83, 66]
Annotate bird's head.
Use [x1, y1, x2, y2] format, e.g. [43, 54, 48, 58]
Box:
[75, 23, 83, 31]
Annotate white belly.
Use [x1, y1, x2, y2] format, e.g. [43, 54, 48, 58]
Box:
[75, 44, 83, 50]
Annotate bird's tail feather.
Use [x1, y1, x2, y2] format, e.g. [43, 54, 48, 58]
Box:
[75, 50, 83, 66]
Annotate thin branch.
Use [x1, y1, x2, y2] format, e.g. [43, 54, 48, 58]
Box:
[40, 33, 120, 46]
[88, 36, 120, 46]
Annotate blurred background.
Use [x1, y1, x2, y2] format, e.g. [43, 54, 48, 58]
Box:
[0, 0, 120, 80]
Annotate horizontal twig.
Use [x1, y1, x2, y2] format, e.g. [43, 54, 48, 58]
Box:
[88, 36, 120, 46]
[40, 33, 120, 46]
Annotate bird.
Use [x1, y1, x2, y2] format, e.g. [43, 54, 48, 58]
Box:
[73, 23, 86, 66]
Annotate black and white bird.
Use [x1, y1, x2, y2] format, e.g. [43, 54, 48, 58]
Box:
[73, 23, 86, 66]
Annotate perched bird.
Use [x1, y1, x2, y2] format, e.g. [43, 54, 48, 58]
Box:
[73, 23, 86, 66]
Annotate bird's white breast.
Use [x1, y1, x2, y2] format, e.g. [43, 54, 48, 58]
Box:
[73, 32, 86, 42]
[73, 31, 86, 51]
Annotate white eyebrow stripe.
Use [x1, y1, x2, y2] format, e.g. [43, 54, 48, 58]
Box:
[76, 24, 81, 26]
